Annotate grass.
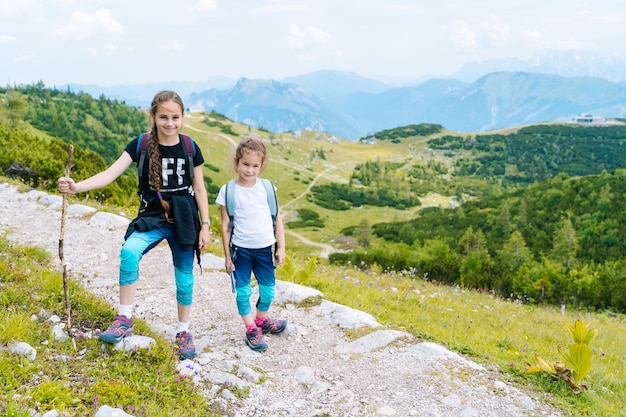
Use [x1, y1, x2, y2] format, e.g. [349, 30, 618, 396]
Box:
[0, 237, 218, 417]
[278, 256, 626, 417]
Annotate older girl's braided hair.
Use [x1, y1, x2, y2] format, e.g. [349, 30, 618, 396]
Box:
[148, 90, 185, 223]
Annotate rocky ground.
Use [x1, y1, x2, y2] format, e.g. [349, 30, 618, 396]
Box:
[0, 183, 565, 417]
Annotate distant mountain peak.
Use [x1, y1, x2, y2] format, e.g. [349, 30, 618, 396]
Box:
[453, 49, 626, 82]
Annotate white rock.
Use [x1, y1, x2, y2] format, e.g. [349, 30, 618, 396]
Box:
[67, 203, 97, 216]
[89, 211, 130, 228]
[51, 324, 69, 342]
[441, 393, 461, 407]
[94, 404, 134, 417]
[335, 330, 412, 354]
[376, 405, 397, 416]
[319, 300, 381, 329]
[294, 365, 315, 385]
[10, 342, 37, 361]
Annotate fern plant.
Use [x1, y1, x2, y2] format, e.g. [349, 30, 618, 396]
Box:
[277, 253, 318, 283]
[526, 319, 597, 393]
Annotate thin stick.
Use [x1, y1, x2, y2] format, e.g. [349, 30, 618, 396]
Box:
[59, 144, 74, 329]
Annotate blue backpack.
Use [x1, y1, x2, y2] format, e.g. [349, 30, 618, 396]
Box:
[135, 132, 195, 192]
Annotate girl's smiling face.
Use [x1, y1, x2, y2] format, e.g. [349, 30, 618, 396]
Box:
[153, 100, 183, 143]
[235, 150, 264, 185]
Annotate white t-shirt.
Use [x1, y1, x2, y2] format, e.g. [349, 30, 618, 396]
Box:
[216, 178, 276, 249]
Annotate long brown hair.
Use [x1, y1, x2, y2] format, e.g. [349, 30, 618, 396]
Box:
[148, 90, 185, 223]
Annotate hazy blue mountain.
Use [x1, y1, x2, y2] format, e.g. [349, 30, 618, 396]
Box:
[188, 78, 358, 138]
[453, 50, 626, 82]
[332, 78, 470, 136]
[281, 69, 390, 100]
[65, 76, 238, 108]
[187, 75, 471, 139]
[188, 72, 626, 139]
[421, 72, 626, 132]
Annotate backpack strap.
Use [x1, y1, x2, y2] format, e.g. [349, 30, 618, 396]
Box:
[261, 178, 279, 257]
[260, 178, 278, 235]
[180, 133, 195, 181]
[136, 133, 196, 193]
[136, 133, 150, 192]
[225, 178, 237, 234]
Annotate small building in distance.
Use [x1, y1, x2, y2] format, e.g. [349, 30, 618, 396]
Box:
[571, 113, 626, 126]
[572, 113, 605, 124]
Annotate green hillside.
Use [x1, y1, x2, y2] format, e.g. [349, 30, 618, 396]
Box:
[3, 84, 626, 417]
[3, 84, 626, 313]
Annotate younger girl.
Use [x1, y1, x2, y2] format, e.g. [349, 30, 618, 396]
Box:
[216, 137, 287, 351]
[58, 90, 210, 360]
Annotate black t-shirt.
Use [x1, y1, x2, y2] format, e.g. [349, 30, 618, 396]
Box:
[125, 135, 205, 194]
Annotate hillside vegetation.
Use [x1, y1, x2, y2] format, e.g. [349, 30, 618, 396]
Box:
[2, 83, 626, 416]
[3, 83, 626, 313]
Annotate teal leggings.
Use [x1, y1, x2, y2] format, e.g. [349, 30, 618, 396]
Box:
[119, 225, 194, 306]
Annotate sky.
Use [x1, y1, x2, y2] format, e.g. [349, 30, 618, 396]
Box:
[2, 0, 626, 87]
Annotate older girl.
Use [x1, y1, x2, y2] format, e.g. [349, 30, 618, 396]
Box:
[58, 90, 210, 360]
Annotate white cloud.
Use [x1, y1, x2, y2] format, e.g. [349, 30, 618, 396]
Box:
[0, 34, 16, 43]
[259, 3, 309, 13]
[577, 8, 626, 23]
[15, 54, 34, 62]
[165, 39, 183, 52]
[481, 15, 509, 39]
[524, 30, 542, 42]
[0, 0, 43, 16]
[287, 24, 331, 49]
[53, 8, 123, 39]
[450, 20, 476, 48]
[193, 0, 217, 12]
[556, 38, 590, 51]
[104, 44, 120, 54]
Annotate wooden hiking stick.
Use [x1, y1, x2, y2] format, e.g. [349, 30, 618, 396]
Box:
[59, 144, 74, 329]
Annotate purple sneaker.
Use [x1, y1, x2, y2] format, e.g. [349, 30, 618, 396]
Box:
[175, 331, 197, 360]
[258, 317, 287, 334]
[245, 327, 268, 351]
[98, 314, 133, 344]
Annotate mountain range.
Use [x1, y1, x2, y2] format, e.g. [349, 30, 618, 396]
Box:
[66, 50, 626, 140]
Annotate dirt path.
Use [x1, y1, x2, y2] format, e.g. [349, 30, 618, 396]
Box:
[0, 183, 563, 417]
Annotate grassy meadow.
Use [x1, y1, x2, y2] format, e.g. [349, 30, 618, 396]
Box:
[279, 256, 626, 417]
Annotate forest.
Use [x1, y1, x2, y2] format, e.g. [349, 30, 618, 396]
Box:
[330, 124, 626, 313]
[430, 124, 626, 184]
[0, 84, 220, 206]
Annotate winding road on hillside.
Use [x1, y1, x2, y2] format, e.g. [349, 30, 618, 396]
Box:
[279, 162, 354, 258]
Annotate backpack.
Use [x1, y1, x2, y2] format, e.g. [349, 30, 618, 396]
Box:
[225, 177, 278, 237]
[136, 132, 195, 193]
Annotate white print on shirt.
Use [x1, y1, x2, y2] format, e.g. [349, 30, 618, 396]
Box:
[160, 157, 188, 187]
